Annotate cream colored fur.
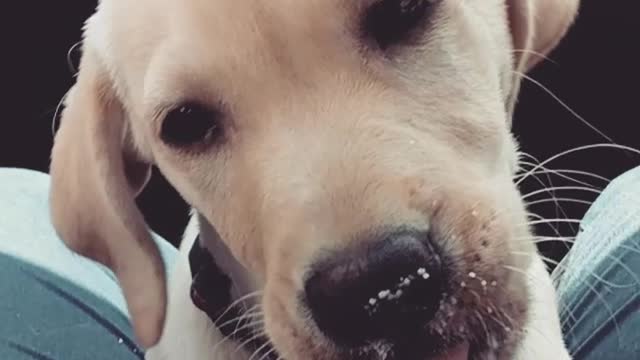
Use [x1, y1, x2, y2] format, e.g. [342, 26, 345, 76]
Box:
[49, 0, 580, 359]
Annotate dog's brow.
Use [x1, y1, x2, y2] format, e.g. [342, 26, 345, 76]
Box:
[150, 102, 172, 123]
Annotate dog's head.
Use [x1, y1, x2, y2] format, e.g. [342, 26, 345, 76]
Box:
[49, 0, 579, 359]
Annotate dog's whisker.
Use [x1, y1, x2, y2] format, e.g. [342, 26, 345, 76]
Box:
[504, 252, 627, 346]
[521, 323, 557, 350]
[483, 301, 514, 335]
[515, 143, 640, 188]
[230, 318, 266, 339]
[516, 151, 544, 168]
[229, 306, 264, 337]
[66, 41, 82, 74]
[256, 345, 279, 360]
[211, 322, 266, 356]
[516, 166, 610, 189]
[524, 211, 582, 222]
[511, 49, 557, 66]
[51, 90, 71, 136]
[514, 236, 576, 245]
[515, 72, 615, 143]
[501, 264, 542, 284]
[212, 291, 263, 326]
[524, 218, 582, 227]
[473, 309, 491, 344]
[215, 310, 264, 330]
[524, 212, 576, 237]
[522, 186, 602, 201]
[525, 197, 595, 208]
[516, 153, 577, 226]
[232, 327, 269, 354]
[248, 339, 275, 360]
[525, 211, 582, 222]
[211, 334, 235, 356]
[518, 163, 575, 235]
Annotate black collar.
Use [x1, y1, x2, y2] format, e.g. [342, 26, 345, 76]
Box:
[188, 235, 276, 358]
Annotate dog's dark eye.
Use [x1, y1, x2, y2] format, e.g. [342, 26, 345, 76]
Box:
[363, 0, 438, 50]
[160, 102, 224, 148]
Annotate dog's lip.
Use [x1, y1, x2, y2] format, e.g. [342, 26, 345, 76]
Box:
[431, 342, 470, 360]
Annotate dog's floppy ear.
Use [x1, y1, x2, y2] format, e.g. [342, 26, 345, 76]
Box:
[506, 0, 580, 113]
[49, 47, 166, 348]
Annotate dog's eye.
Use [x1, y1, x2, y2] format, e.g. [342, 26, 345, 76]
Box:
[363, 0, 438, 50]
[160, 103, 224, 148]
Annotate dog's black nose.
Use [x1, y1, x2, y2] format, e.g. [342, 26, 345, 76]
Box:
[304, 229, 445, 347]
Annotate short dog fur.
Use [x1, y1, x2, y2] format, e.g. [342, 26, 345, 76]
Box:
[49, 0, 580, 359]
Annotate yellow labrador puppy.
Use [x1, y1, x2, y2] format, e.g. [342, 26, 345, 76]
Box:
[49, 0, 580, 359]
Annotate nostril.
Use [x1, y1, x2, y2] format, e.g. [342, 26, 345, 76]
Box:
[303, 229, 445, 347]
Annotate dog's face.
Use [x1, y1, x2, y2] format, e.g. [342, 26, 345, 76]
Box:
[49, 0, 580, 359]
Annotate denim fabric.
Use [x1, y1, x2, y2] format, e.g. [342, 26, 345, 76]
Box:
[555, 166, 640, 359]
[0, 253, 144, 360]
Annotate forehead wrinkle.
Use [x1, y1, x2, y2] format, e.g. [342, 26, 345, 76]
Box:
[169, 0, 357, 69]
[150, 0, 372, 117]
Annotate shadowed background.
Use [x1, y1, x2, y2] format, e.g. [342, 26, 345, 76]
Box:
[2, 2, 638, 264]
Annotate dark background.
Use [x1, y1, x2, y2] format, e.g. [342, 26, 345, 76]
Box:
[2, 2, 639, 260]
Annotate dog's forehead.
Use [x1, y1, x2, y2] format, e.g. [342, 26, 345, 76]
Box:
[91, 0, 512, 117]
[96, 0, 509, 65]
[163, 0, 354, 46]
[94, 0, 369, 98]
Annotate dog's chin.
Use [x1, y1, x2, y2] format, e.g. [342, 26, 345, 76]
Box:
[253, 341, 470, 360]
[429, 343, 470, 360]
[353, 341, 471, 360]
[270, 340, 472, 360]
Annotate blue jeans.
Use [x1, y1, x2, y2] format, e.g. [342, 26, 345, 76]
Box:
[0, 168, 638, 359]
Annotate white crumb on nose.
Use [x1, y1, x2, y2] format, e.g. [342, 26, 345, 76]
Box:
[378, 290, 391, 299]
[118, 338, 123, 344]
[370, 342, 392, 359]
[468, 272, 477, 278]
[489, 336, 500, 350]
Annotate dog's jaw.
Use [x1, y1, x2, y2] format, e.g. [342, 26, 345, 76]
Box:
[146, 212, 571, 360]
